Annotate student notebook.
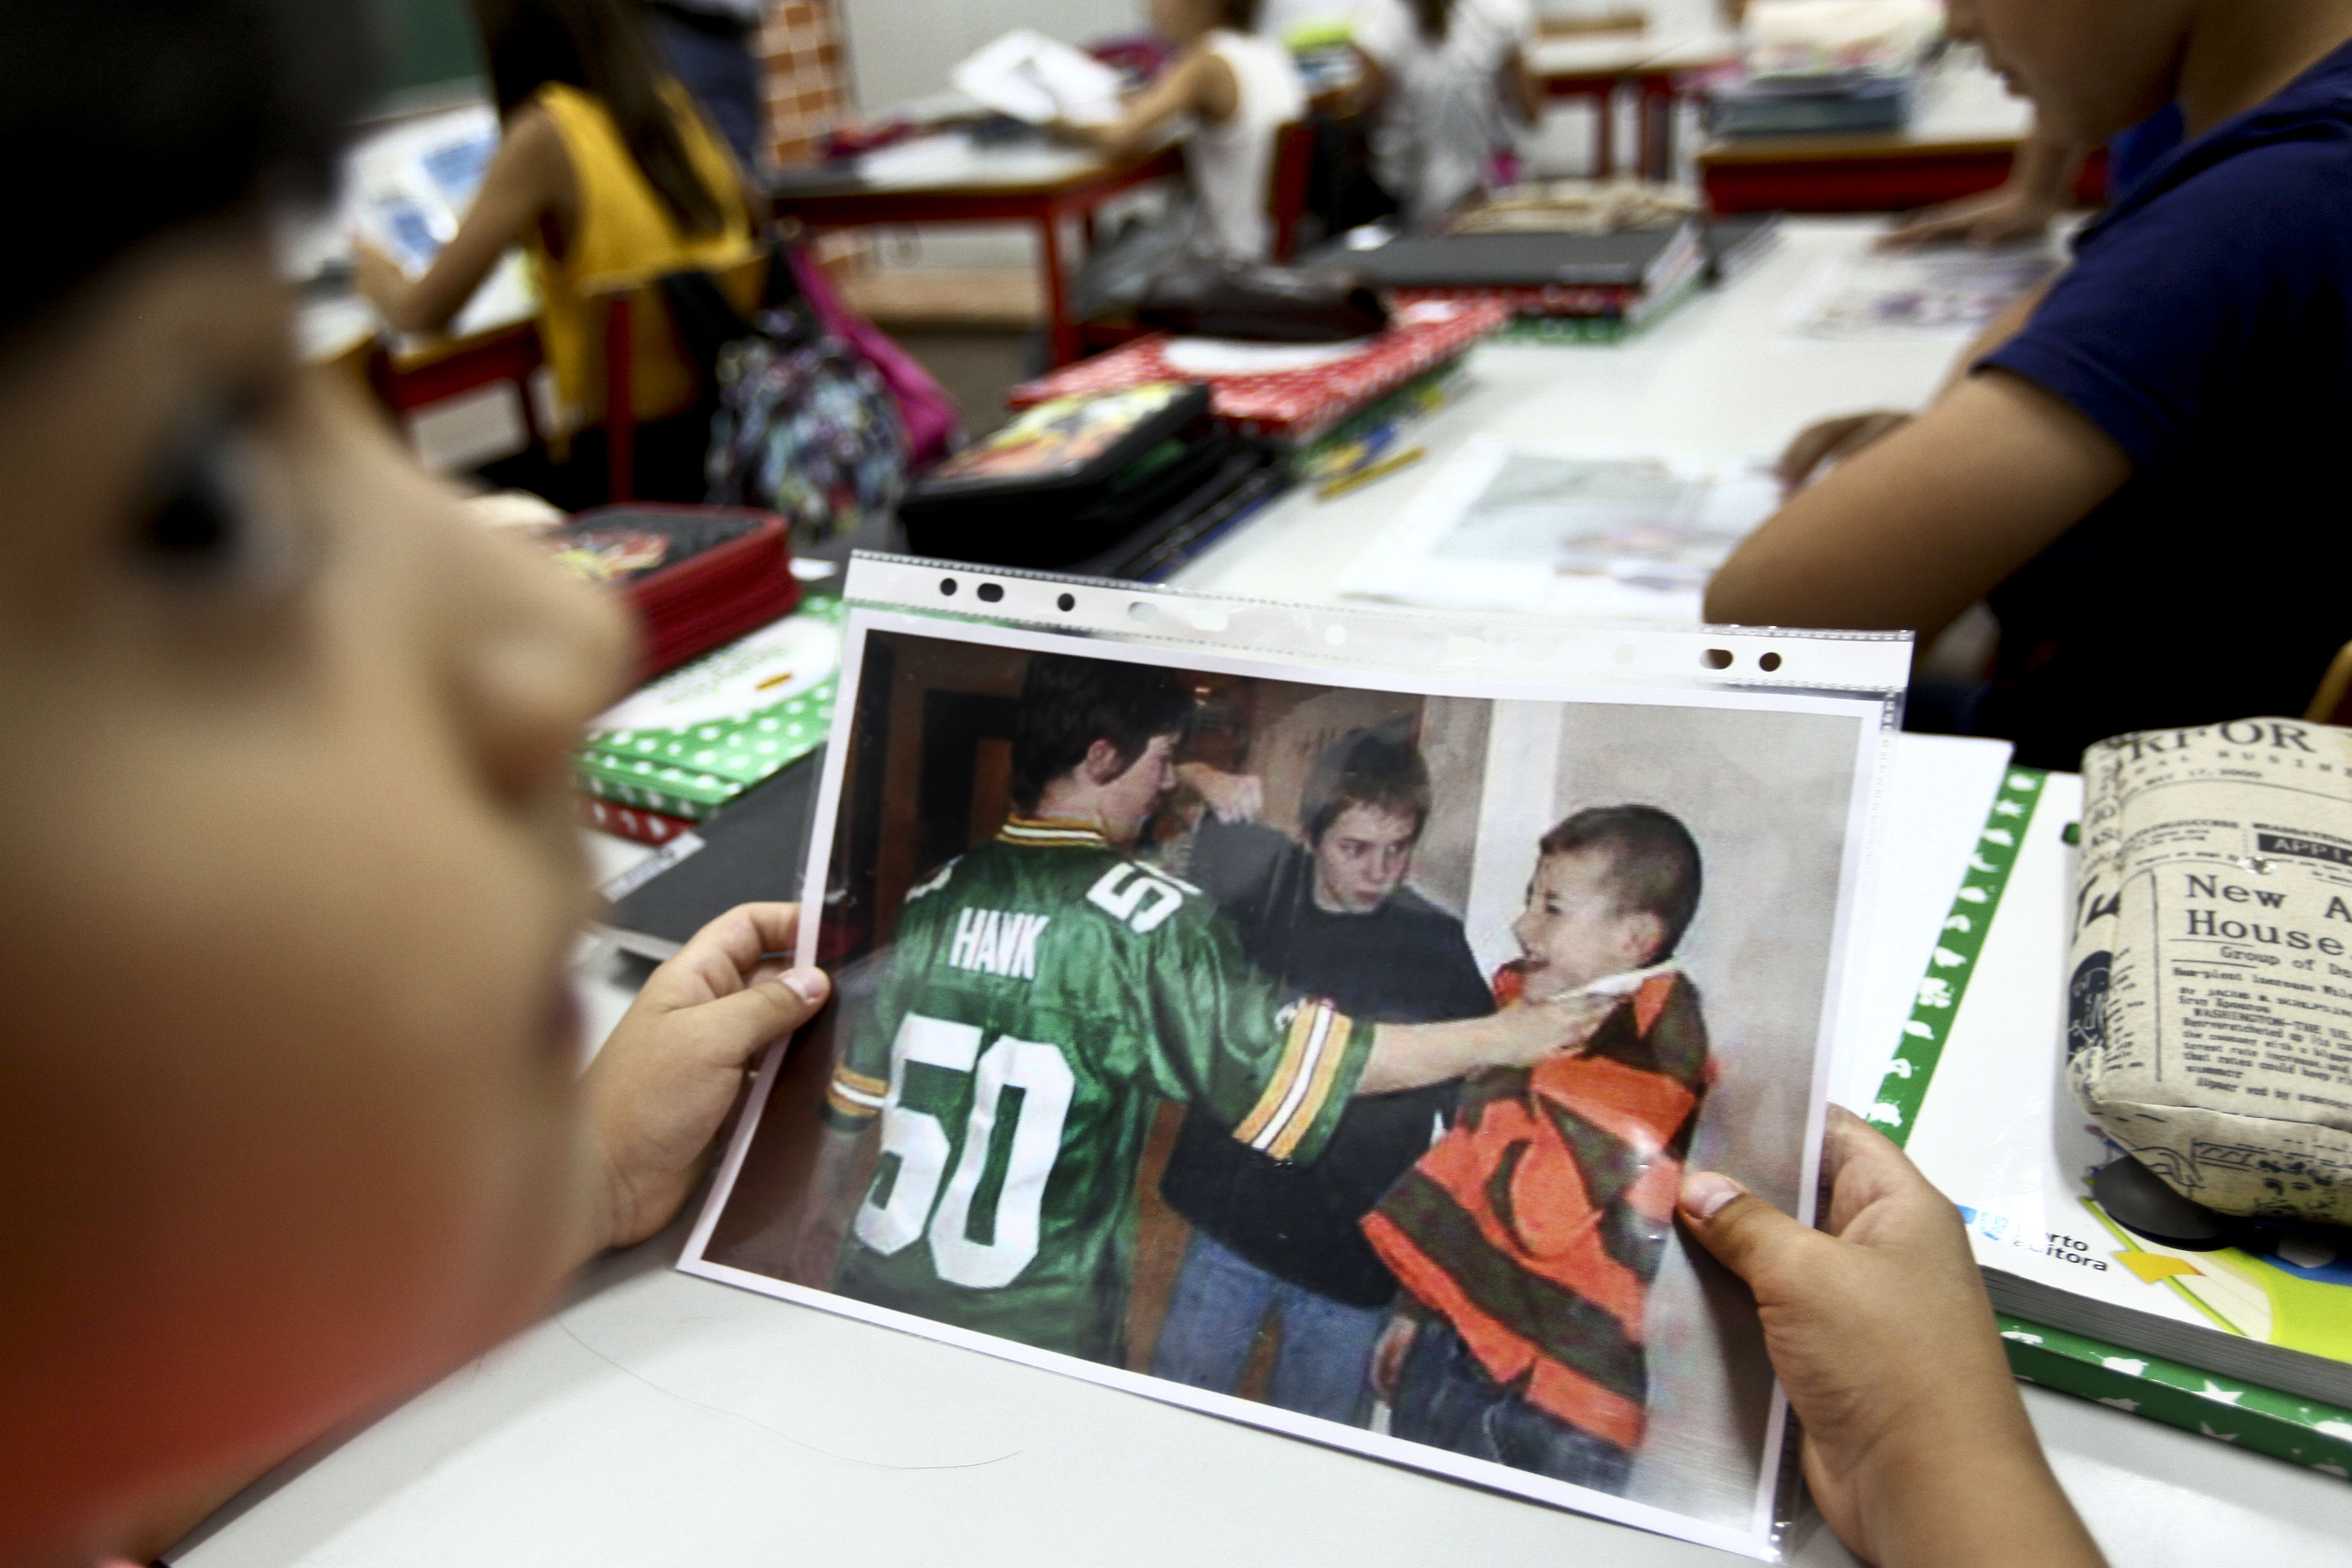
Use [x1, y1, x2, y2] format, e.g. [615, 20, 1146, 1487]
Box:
[1006, 300, 1509, 446]
[1301, 223, 1702, 292]
[1871, 768, 2352, 1471]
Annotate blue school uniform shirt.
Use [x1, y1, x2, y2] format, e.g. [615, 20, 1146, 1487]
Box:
[1974, 43, 2352, 769]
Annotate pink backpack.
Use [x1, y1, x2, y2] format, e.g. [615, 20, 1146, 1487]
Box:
[784, 248, 961, 469]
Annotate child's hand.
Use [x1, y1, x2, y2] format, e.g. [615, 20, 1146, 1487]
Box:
[351, 239, 411, 318]
[1878, 185, 2062, 251]
[577, 904, 830, 1260]
[1775, 410, 1914, 492]
[1676, 1107, 2106, 1568]
[1489, 989, 1618, 1068]
[1179, 762, 1264, 823]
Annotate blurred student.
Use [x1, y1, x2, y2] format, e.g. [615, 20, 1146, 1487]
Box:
[2, 4, 827, 1562]
[1066, 0, 1307, 260]
[356, 0, 759, 505]
[1707, 0, 2352, 771]
[1152, 731, 1491, 1427]
[643, 0, 770, 170]
[2, 7, 2102, 1566]
[1353, 0, 1542, 227]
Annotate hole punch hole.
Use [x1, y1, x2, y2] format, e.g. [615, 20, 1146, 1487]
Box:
[1190, 608, 1229, 631]
[977, 583, 1004, 604]
[1324, 623, 1348, 647]
[1613, 644, 1637, 665]
[1702, 648, 1734, 670]
[1128, 600, 1157, 623]
[938, 576, 958, 597]
[1056, 592, 1076, 612]
[1758, 651, 1783, 673]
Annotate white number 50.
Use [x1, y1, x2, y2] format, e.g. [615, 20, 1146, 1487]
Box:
[853, 1013, 1076, 1289]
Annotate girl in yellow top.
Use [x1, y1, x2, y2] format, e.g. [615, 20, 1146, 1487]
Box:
[358, 0, 759, 495]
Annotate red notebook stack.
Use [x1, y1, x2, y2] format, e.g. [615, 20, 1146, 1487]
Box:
[1007, 299, 1510, 447]
[538, 505, 803, 681]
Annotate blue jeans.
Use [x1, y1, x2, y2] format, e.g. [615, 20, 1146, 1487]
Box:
[1391, 1321, 1636, 1494]
[647, 7, 766, 170]
[1150, 1230, 1390, 1427]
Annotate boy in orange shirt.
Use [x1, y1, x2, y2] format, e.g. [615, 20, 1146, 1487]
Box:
[1364, 806, 1709, 1493]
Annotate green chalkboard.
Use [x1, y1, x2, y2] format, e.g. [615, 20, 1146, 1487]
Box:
[381, 0, 485, 94]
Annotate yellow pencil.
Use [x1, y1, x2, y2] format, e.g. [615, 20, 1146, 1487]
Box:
[1317, 444, 1428, 501]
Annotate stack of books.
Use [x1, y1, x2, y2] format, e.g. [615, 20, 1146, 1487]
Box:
[1881, 766, 2352, 1474]
[897, 382, 1286, 580]
[535, 505, 803, 681]
[574, 600, 842, 845]
[1299, 224, 1707, 344]
[1007, 299, 1509, 448]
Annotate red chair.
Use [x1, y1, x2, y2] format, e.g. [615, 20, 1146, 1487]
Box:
[1266, 119, 1317, 263]
[590, 246, 771, 502]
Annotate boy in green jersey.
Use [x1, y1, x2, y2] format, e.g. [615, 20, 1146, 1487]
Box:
[802, 652, 1612, 1365]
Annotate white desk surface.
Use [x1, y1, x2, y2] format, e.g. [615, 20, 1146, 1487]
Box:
[170, 735, 2352, 1568]
[173, 221, 2352, 1568]
[1173, 218, 1953, 612]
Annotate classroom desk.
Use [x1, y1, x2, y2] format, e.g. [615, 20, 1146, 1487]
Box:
[770, 137, 1187, 368]
[1529, 30, 1739, 180]
[165, 739, 2352, 1568]
[1699, 59, 2047, 214]
[171, 220, 2352, 1568]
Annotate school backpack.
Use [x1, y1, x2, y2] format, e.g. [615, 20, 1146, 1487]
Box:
[660, 253, 919, 546]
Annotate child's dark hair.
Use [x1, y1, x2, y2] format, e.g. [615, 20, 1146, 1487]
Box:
[1301, 725, 1432, 846]
[1217, 0, 1265, 31]
[468, 0, 729, 236]
[1408, 0, 1456, 44]
[1010, 655, 1196, 813]
[0, 0, 376, 353]
[1541, 805, 1703, 958]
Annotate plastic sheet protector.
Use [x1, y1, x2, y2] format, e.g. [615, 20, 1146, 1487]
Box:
[682, 555, 1912, 1560]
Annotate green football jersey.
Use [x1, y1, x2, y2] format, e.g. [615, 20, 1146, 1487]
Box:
[824, 817, 1371, 1363]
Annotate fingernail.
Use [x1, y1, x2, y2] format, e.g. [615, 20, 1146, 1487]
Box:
[1680, 1171, 1741, 1220]
[782, 968, 830, 1006]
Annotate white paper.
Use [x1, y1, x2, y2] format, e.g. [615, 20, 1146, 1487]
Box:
[1786, 243, 2062, 341]
[677, 566, 1907, 1561]
[589, 611, 843, 735]
[1336, 437, 1781, 623]
[952, 29, 1128, 128]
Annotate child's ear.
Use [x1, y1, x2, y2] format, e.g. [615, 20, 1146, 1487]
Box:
[1621, 912, 1668, 968]
[1079, 738, 1124, 785]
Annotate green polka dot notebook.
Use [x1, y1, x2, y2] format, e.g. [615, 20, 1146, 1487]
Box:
[574, 599, 842, 821]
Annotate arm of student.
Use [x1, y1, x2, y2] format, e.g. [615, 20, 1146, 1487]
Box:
[1709, 367, 2129, 644]
[1504, 46, 1544, 126]
[358, 105, 576, 336]
[1066, 49, 1237, 161]
[1175, 761, 1265, 823]
[1677, 1107, 2108, 1568]
[1360, 992, 1616, 1092]
[575, 903, 831, 1261]
[787, 1123, 870, 1286]
[1775, 274, 2060, 491]
[1881, 129, 2086, 250]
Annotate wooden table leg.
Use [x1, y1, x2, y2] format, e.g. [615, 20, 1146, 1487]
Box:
[1594, 83, 1617, 178]
[1039, 208, 1079, 367]
[1655, 80, 1685, 180]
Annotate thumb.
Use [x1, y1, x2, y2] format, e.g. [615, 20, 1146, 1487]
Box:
[1676, 1171, 1820, 1288]
[670, 968, 830, 1069]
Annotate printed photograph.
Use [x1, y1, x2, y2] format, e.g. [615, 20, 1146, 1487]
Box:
[685, 613, 1873, 1551]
